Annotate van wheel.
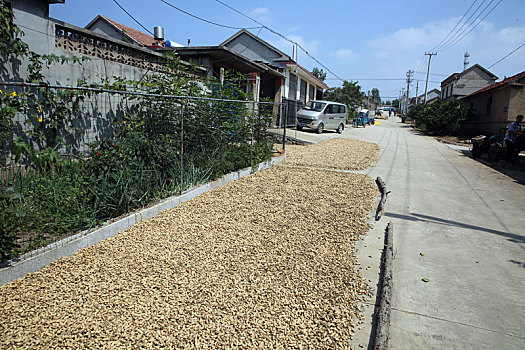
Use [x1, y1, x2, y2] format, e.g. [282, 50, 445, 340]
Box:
[337, 123, 344, 134]
[317, 123, 324, 134]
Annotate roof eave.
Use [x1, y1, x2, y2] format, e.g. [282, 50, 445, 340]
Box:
[85, 15, 141, 46]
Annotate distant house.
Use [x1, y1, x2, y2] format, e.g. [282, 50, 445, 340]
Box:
[221, 29, 328, 105]
[419, 88, 441, 104]
[85, 15, 183, 48]
[361, 97, 378, 111]
[441, 64, 497, 102]
[460, 71, 525, 136]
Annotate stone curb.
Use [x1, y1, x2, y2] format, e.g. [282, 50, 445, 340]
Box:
[0, 154, 286, 287]
[373, 222, 394, 350]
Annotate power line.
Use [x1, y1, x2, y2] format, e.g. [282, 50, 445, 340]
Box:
[437, 0, 503, 53]
[428, 0, 479, 52]
[433, 0, 491, 52]
[214, 0, 344, 82]
[325, 78, 406, 81]
[159, 0, 261, 30]
[431, 0, 487, 52]
[324, 78, 442, 84]
[112, 0, 153, 35]
[488, 41, 525, 69]
[414, 71, 448, 77]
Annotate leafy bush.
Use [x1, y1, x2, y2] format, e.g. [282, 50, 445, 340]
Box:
[0, 7, 273, 261]
[409, 100, 466, 136]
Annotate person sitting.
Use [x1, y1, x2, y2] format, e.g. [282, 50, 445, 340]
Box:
[504, 114, 523, 163]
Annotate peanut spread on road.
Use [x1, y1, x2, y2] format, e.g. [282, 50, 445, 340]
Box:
[284, 138, 379, 171]
[0, 139, 378, 349]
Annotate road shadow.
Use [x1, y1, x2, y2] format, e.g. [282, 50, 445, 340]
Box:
[457, 149, 525, 185]
[384, 212, 525, 244]
[509, 259, 525, 268]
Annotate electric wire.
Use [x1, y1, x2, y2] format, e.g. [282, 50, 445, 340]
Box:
[433, 0, 490, 52]
[215, 0, 344, 82]
[112, 0, 154, 35]
[488, 40, 525, 69]
[160, 0, 261, 30]
[428, 0, 479, 52]
[437, 0, 503, 53]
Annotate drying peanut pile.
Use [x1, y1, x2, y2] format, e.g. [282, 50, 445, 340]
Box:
[284, 138, 379, 170]
[0, 142, 379, 349]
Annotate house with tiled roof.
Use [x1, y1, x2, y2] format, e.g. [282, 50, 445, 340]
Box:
[460, 70, 525, 136]
[85, 15, 183, 48]
[221, 29, 329, 102]
[440, 64, 498, 102]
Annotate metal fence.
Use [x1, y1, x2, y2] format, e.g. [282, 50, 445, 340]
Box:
[1, 81, 298, 260]
[1, 82, 292, 156]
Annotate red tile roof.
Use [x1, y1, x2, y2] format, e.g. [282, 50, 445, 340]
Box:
[101, 15, 160, 47]
[465, 70, 525, 98]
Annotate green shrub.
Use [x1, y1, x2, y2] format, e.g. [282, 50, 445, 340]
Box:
[409, 100, 466, 136]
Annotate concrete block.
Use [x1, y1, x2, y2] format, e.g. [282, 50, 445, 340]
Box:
[238, 168, 252, 179]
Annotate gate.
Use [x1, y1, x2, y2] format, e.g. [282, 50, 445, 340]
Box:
[279, 98, 302, 127]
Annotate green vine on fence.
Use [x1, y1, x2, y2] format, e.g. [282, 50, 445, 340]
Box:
[0, 3, 273, 262]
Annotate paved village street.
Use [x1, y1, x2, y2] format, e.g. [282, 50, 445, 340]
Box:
[341, 117, 525, 349]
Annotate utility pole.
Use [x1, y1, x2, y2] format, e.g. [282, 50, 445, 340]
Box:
[400, 88, 405, 114]
[424, 52, 437, 103]
[415, 80, 419, 105]
[405, 70, 414, 114]
[367, 90, 370, 109]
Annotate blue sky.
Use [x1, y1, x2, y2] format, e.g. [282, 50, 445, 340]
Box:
[50, 0, 525, 101]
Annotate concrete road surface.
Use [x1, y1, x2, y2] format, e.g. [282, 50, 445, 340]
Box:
[342, 117, 525, 349]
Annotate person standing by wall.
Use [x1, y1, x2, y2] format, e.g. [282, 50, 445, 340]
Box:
[504, 114, 523, 163]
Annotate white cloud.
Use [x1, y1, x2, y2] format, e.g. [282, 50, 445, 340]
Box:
[335, 48, 358, 60]
[268, 34, 320, 59]
[365, 17, 525, 83]
[249, 7, 272, 24]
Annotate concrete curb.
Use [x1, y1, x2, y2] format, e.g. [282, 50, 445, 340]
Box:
[0, 154, 286, 287]
[373, 222, 394, 350]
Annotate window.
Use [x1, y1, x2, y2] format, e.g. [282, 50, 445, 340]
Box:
[288, 74, 297, 100]
[486, 96, 492, 116]
[445, 86, 449, 97]
[304, 101, 325, 112]
[450, 84, 453, 96]
[326, 104, 336, 114]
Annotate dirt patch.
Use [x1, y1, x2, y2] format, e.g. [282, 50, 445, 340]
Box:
[0, 165, 377, 349]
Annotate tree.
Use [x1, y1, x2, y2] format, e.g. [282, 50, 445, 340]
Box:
[371, 88, 381, 104]
[311, 67, 327, 82]
[408, 100, 466, 136]
[392, 99, 400, 108]
[324, 80, 365, 116]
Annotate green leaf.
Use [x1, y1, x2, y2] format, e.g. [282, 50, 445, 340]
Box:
[420, 252, 424, 256]
[422, 278, 430, 282]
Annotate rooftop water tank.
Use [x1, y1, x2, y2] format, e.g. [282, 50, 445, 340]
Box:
[154, 26, 164, 40]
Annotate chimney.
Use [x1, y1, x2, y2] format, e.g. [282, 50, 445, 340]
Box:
[187, 38, 191, 47]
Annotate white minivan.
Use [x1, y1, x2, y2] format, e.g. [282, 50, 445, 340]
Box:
[296, 100, 347, 134]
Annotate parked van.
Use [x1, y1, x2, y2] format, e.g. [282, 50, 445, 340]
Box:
[296, 100, 347, 134]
